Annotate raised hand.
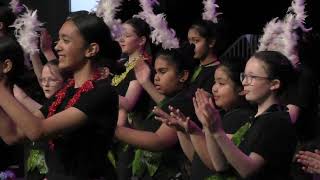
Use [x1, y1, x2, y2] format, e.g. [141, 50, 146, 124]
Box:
[193, 89, 221, 131]
[40, 29, 53, 53]
[134, 59, 151, 85]
[153, 106, 189, 132]
[296, 150, 320, 174]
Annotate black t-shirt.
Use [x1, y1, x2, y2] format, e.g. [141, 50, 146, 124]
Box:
[39, 79, 118, 179]
[189, 63, 218, 93]
[281, 64, 319, 142]
[238, 104, 297, 180]
[190, 106, 255, 180]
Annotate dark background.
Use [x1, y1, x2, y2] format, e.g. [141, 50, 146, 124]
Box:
[1, 0, 319, 70]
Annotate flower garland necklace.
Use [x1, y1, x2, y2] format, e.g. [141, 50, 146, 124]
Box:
[47, 71, 100, 117]
[47, 70, 100, 151]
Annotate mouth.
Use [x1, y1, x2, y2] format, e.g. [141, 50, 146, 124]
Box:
[155, 85, 161, 90]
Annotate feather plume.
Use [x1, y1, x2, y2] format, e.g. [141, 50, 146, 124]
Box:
[135, 0, 179, 49]
[287, 0, 311, 32]
[95, 0, 123, 40]
[202, 0, 222, 23]
[9, 0, 24, 15]
[10, 6, 43, 55]
[258, 18, 284, 51]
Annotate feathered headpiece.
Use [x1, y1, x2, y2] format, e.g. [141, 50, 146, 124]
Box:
[10, 5, 43, 55]
[9, 0, 24, 15]
[134, 0, 179, 49]
[95, 0, 123, 40]
[202, 0, 222, 23]
[258, 0, 311, 65]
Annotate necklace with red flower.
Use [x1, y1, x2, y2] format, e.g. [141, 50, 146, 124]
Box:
[47, 70, 100, 151]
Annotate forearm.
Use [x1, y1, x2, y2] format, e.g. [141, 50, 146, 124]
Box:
[177, 131, 195, 161]
[19, 96, 42, 113]
[43, 49, 57, 61]
[30, 52, 44, 82]
[141, 80, 165, 104]
[119, 96, 134, 111]
[203, 127, 229, 171]
[115, 126, 176, 151]
[213, 130, 261, 178]
[117, 108, 128, 126]
[0, 88, 43, 141]
[189, 126, 216, 170]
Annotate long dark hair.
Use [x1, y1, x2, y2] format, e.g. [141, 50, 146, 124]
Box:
[0, 36, 24, 86]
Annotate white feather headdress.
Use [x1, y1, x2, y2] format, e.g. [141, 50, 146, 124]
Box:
[135, 0, 179, 49]
[258, 0, 311, 65]
[202, 0, 222, 23]
[95, 0, 123, 40]
[10, 6, 43, 55]
[9, 0, 24, 15]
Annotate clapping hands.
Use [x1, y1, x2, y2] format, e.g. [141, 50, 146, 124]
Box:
[193, 89, 222, 132]
[296, 150, 320, 174]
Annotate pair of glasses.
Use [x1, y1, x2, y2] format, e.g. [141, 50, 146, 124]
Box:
[40, 77, 62, 86]
[240, 73, 271, 84]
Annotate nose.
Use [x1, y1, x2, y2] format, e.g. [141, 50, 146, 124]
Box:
[212, 83, 218, 94]
[54, 40, 61, 52]
[154, 74, 160, 82]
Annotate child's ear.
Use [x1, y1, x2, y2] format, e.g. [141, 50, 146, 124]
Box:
[139, 36, 147, 47]
[1, 59, 13, 74]
[85, 43, 100, 58]
[270, 79, 281, 91]
[179, 70, 190, 83]
[209, 39, 216, 48]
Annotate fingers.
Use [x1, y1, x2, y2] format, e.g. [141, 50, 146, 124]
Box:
[169, 106, 186, 121]
[153, 106, 171, 119]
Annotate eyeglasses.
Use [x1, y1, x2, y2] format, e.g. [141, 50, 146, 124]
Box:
[240, 73, 271, 84]
[40, 77, 62, 86]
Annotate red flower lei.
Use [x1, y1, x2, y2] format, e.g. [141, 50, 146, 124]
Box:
[47, 71, 100, 151]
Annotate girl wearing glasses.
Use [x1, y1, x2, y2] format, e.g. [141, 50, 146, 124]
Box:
[192, 51, 297, 179]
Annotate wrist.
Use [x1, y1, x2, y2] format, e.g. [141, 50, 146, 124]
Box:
[186, 120, 199, 134]
[213, 129, 225, 139]
[43, 50, 57, 61]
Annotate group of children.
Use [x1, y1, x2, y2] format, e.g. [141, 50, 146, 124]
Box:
[0, 1, 319, 180]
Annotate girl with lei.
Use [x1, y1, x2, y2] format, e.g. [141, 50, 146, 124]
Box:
[191, 51, 297, 179]
[0, 12, 121, 180]
[153, 57, 255, 180]
[115, 44, 196, 180]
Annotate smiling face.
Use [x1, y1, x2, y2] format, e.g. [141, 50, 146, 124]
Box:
[153, 56, 184, 96]
[54, 20, 87, 72]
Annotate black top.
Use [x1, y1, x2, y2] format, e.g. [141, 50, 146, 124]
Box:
[130, 92, 191, 180]
[238, 104, 297, 180]
[190, 106, 255, 180]
[190, 62, 218, 93]
[281, 64, 319, 142]
[39, 79, 118, 179]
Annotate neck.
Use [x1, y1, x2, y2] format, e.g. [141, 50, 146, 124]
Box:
[200, 53, 218, 66]
[256, 94, 279, 117]
[73, 61, 95, 88]
[129, 50, 143, 62]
